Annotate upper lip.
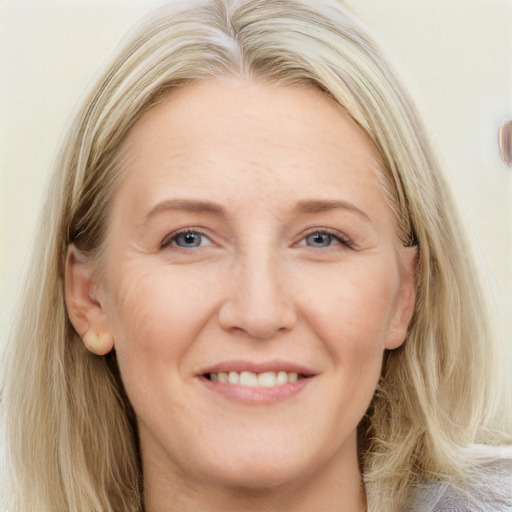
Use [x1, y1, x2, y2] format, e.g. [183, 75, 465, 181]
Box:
[198, 359, 316, 377]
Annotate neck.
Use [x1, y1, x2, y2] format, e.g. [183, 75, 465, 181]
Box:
[142, 431, 367, 512]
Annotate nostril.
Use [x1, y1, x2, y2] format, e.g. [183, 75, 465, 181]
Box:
[217, 301, 296, 339]
[216, 260, 297, 338]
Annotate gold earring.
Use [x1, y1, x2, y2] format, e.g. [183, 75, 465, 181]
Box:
[83, 330, 113, 355]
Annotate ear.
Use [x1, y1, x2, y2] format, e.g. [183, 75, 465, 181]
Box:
[385, 246, 418, 350]
[65, 245, 114, 355]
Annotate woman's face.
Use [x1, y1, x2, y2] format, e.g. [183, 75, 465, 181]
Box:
[89, 79, 416, 492]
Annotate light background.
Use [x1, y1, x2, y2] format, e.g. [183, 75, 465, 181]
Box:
[1, 0, 511, 410]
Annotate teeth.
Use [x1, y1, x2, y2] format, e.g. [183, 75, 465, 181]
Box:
[228, 371, 239, 384]
[207, 370, 304, 387]
[239, 371, 258, 387]
[258, 371, 276, 387]
[276, 371, 288, 385]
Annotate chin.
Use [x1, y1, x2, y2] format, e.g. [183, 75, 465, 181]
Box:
[208, 458, 306, 492]
[195, 436, 330, 492]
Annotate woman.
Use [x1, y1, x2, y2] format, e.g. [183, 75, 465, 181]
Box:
[2, 1, 510, 511]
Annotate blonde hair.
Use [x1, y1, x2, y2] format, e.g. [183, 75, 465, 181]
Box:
[2, 1, 509, 510]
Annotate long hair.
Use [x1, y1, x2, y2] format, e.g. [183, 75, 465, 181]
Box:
[2, 1, 508, 510]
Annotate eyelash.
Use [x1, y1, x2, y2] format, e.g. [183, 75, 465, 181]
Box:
[300, 228, 353, 249]
[160, 229, 211, 249]
[160, 228, 353, 250]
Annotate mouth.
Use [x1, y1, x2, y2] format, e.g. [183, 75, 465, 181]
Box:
[203, 370, 307, 388]
[198, 361, 316, 404]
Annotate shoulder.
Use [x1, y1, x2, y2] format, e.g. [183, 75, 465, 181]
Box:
[409, 445, 512, 512]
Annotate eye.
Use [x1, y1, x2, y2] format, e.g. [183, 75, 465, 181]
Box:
[161, 230, 211, 249]
[305, 232, 334, 248]
[302, 230, 351, 249]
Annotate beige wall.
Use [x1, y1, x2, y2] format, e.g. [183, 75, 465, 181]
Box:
[345, 0, 512, 377]
[1, 0, 511, 374]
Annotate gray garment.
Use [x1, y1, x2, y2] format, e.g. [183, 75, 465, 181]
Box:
[407, 445, 512, 512]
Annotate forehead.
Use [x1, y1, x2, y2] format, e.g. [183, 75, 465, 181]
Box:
[114, 78, 391, 226]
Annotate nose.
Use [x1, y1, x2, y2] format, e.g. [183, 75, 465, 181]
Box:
[217, 250, 297, 339]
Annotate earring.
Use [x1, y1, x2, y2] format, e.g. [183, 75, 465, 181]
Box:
[83, 330, 113, 355]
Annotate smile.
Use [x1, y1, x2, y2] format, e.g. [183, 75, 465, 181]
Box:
[205, 370, 304, 387]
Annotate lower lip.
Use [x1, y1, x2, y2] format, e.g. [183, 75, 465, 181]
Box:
[198, 376, 313, 405]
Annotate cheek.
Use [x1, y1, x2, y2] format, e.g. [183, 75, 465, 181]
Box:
[101, 263, 216, 387]
[300, 258, 401, 357]
[292, 260, 401, 425]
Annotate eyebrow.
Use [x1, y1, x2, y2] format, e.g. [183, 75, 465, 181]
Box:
[145, 199, 226, 222]
[292, 199, 371, 221]
[144, 198, 371, 222]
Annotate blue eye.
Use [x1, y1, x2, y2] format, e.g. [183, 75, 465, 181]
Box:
[302, 230, 351, 249]
[163, 231, 208, 248]
[305, 232, 334, 248]
[175, 232, 203, 247]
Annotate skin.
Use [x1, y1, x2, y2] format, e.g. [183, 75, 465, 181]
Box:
[66, 78, 417, 511]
